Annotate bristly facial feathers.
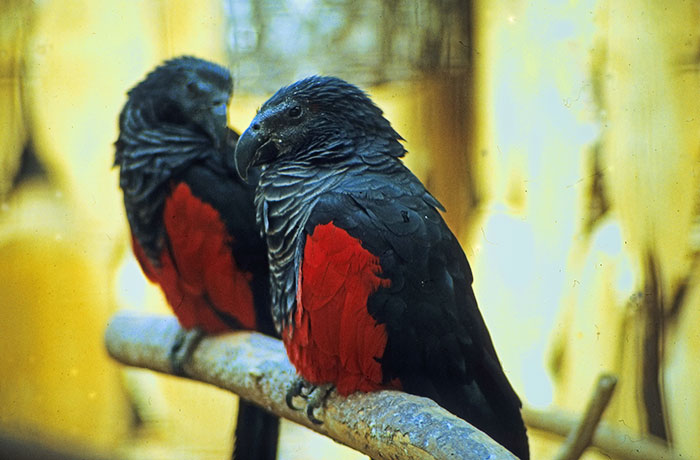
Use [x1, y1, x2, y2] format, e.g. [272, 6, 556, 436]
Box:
[258, 75, 405, 157]
[232, 76, 406, 180]
[116, 56, 232, 159]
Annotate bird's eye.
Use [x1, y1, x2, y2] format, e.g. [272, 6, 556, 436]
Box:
[287, 106, 302, 118]
[187, 81, 200, 93]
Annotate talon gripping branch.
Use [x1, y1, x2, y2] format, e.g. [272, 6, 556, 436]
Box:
[233, 76, 529, 459]
[114, 56, 278, 460]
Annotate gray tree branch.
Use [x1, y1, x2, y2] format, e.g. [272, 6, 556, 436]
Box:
[105, 311, 517, 460]
[523, 406, 690, 460]
[552, 373, 617, 460]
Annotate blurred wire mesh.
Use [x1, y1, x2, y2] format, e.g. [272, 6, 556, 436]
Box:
[224, 0, 471, 92]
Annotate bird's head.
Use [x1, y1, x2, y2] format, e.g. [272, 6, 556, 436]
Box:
[127, 56, 233, 148]
[232, 76, 405, 181]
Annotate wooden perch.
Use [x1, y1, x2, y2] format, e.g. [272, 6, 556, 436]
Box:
[553, 373, 617, 460]
[105, 311, 517, 460]
[523, 406, 689, 460]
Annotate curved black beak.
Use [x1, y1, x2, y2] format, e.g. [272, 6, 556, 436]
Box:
[232, 127, 262, 182]
[194, 101, 228, 150]
[232, 123, 280, 182]
[203, 102, 229, 149]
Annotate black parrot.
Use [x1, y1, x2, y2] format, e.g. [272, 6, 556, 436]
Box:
[232, 75, 529, 459]
[114, 56, 279, 460]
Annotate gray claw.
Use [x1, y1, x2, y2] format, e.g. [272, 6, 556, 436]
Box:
[286, 378, 334, 424]
[307, 402, 323, 425]
[304, 383, 334, 425]
[286, 378, 308, 410]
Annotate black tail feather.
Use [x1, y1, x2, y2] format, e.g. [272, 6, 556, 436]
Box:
[232, 400, 280, 460]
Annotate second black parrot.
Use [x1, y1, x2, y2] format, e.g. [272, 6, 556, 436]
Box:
[115, 56, 279, 460]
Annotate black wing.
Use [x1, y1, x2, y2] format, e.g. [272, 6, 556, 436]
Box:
[305, 173, 529, 459]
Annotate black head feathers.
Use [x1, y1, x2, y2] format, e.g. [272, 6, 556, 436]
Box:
[128, 56, 232, 103]
[266, 76, 404, 154]
[121, 56, 232, 149]
[233, 76, 406, 180]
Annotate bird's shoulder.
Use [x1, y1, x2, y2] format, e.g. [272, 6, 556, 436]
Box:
[304, 170, 447, 267]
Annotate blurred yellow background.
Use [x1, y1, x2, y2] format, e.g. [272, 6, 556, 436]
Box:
[1, 0, 699, 459]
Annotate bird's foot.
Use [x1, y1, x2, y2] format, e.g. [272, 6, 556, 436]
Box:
[285, 377, 333, 425]
[285, 377, 311, 410]
[305, 383, 333, 424]
[169, 327, 205, 376]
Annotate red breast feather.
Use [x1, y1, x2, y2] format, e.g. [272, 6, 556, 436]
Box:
[132, 182, 256, 333]
[284, 222, 395, 395]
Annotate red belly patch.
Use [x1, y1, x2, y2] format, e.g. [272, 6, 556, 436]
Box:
[131, 182, 257, 333]
[283, 222, 394, 395]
